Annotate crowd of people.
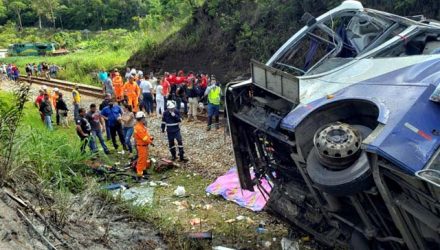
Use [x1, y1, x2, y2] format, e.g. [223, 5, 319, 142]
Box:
[0, 63, 20, 81]
[32, 67, 223, 180]
[0, 62, 61, 82]
[25, 62, 61, 79]
[97, 68, 222, 130]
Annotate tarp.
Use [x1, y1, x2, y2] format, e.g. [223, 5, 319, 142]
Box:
[206, 167, 272, 212]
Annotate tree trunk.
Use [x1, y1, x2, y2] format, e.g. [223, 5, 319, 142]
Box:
[38, 16, 42, 29]
[59, 16, 63, 30]
[16, 11, 23, 30]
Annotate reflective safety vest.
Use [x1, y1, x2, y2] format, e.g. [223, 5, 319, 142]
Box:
[208, 86, 221, 105]
[72, 89, 81, 104]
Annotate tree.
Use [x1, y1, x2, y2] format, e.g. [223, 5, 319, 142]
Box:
[30, 1, 45, 29]
[42, 0, 60, 28]
[0, 1, 7, 19]
[8, 0, 26, 30]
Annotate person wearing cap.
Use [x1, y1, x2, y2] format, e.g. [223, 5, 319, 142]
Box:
[51, 88, 60, 125]
[123, 75, 141, 112]
[133, 111, 153, 178]
[42, 85, 51, 96]
[204, 78, 222, 131]
[72, 85, 81, 120]
[112, 72, 124, 103]
[161, 100, 188, 162]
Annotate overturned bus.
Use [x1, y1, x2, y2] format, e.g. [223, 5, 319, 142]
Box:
[225, 1, 440, 249]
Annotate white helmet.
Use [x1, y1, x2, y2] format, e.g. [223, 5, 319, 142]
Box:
[53, 88, 59, 92]
[135, 111, 146, 119]
[42, 85, 48, 90]
[167, 100, 176, 109]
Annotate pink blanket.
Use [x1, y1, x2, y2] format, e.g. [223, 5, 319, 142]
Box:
[206, 167, 272, 212]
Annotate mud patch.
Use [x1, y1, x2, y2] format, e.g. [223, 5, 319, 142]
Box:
[1, 185, 166, 250]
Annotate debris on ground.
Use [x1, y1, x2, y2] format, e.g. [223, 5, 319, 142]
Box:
[174, 186, 186, 197]
[281, 237, 300, 250]
[189, 218, 203, 226]
[113, 186, 155, 206]
[172, 200, 190, 211]
[213, 246, 236, 250]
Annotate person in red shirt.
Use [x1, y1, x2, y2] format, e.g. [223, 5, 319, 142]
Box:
[35, 89, 45, 122]
[201, 74, 208, 89]
[35, 89, 45, 108]
[161, 76, 171, 111]
[167, 72, 177, 85]
[200, 74, 208, 99]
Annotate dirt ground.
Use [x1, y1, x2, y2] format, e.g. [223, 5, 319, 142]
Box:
[0, 79, 297, 250]
[0, 186, 166, 250]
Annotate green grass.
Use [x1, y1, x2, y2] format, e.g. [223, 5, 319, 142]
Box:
[1, 89, 289, 248]
[100, 167, 288, 249]
[3, 49, 132, 86]
[1, 17, 193, 86]
[0, 91, 94, 192]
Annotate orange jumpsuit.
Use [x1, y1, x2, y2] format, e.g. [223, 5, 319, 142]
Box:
[113, 74, 124, 102]
[51, 92, 59, 108]
[123, 81, 140, 112]
[134, 122, 153, 176]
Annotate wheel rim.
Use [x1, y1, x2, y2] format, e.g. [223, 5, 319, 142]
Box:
[313, 123, 363, 170]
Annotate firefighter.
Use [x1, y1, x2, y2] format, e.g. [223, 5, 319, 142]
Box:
[133, 111, 153, 178]
[123, 75, 140, 112]
[161, 100, 188, 162]
[112, 72, 124, 103]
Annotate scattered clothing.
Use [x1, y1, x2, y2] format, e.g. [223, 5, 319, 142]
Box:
[206, 167, 272, 212]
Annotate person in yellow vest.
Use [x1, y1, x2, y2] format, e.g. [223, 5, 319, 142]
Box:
[133, 111, 153, 179]
[51, 88, 60, 125]
[72, 85, 81, 120]
[123, 75, 140, 112]
[204, 78, 222, 131]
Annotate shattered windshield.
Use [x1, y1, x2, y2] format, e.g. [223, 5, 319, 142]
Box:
[272, 11, 400, 76]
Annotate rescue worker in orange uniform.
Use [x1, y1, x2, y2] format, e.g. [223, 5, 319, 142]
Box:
[123, 75, 141, 112]
[112, 72, 124, 103]
[133, 111, 153, 178]
[51, 88, 60, 125]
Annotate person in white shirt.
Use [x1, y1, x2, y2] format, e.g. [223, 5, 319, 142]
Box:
[139, 75, 153, 115]
[155, 84, 164, 118]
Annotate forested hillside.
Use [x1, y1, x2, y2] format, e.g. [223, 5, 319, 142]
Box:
[128, 0, 440, 82]
[0, 0, 201, 30]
